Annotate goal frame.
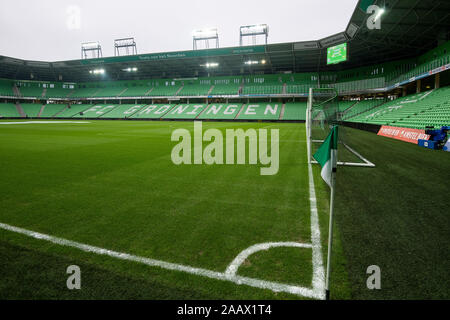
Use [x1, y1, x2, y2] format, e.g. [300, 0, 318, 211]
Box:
[306, 87, 375, 167]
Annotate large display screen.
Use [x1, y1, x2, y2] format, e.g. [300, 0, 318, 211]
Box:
[327, 43, 347, 65]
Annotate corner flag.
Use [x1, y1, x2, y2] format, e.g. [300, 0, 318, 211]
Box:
[312, 125, 338, 300]
[313, 126, 338, 188]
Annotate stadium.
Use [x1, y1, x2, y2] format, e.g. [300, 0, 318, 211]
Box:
[0, 0, 449, 304]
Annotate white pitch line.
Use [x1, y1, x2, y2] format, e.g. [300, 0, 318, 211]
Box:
[306, 127, 326, 300]
[0, 222, 322, 299]
[225, 242, 313, 276]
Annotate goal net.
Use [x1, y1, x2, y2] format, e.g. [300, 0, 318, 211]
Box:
[306, 87, 375, 167]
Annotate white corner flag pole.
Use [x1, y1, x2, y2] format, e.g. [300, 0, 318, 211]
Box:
[325, 148, 337, 300]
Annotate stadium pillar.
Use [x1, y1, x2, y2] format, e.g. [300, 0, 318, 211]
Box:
[402, 87, 407, 97]
[416, 80, 421, 93]
[435, 73, 440, 89]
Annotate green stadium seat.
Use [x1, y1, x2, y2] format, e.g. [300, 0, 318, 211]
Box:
[282, 102, 307, 120]
[99, 104, 145, 118]
[0, 103, 21, 117]
[130, 104, 175, 119]
[54, 104, 93, 118]
[162, 104, 208, 119]
[237, 103, 282, 120]
[73, 105, 119, 118]
[39, 104, 68, 117]
[21, 103, 43, 117]
[197, 104, 243, 120]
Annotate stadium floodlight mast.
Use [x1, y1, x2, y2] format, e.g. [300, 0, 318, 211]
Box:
[114, 37, 137, 56]
[239, 24, 269, 46]
[192, 28, 219, 50]
[81, 41, 102, 59]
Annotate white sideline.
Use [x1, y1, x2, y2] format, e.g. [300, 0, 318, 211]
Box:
[306, 125, 327, 300]
[0, 121, 90, 125]
[0, 222, 322, 299]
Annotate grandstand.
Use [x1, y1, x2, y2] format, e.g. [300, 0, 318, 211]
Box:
[0, 0, 449, 302]
[1, 42, 448, 127]
[0, 103, 20, 117]
[346, 86, 450, 129]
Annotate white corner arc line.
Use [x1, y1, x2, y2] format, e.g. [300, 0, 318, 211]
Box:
[0, 222, 322, 300]
[225, 242, 313, 276]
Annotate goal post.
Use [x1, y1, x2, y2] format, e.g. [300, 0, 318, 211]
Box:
[307, 87, 375, 167]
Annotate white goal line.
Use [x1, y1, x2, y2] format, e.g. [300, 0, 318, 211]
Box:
[311, 140, 375, 168]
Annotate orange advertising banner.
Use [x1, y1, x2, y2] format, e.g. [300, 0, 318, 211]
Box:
[377, 125, 430, 144]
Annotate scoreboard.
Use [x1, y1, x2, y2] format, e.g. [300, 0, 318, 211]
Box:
[327, 43, 347, 65]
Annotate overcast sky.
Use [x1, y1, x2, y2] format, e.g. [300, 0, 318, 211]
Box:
[0, 0, 358, 62]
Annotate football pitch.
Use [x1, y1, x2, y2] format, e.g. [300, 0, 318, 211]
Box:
[0, 120, 448, 299]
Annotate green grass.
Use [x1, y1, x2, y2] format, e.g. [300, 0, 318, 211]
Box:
[333, 126, 450, 299]
[0, 120, 349, 299]
[0, 120, 447, 300]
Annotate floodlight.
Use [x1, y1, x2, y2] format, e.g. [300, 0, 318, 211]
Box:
[240, 24, 268, 35]
[245, 60, 259, 65]
[122, 67, 138, 72]
[239, 24, 269, 46]
[82, 42, 100, 49]
[204, 62, 219, 68]
[192, 28, 218, 39]
[90, 68, 105, 75]
[114, 37, 137, 56]
[81, 41, 102, 59]
[193, 28, 219, 50]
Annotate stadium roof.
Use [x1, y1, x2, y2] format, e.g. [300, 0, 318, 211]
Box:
[0, 0, 449, 82]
